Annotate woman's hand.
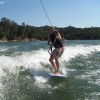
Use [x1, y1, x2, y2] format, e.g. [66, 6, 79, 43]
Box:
[48, 42, 53, 47]
[61, 45, 64, 51]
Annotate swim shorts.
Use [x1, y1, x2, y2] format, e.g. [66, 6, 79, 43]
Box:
[51, 47, 64, 58]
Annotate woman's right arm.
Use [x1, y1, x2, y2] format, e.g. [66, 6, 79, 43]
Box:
[48, 33, 53, 47]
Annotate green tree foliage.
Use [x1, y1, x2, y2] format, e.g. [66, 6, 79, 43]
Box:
[0, 17, 100, 41]
[0, 17, 11, 39]
[0, 26, 3, 39]
[8, 21, 18, 40]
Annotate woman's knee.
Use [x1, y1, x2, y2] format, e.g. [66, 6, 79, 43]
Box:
[49, 58, 51, 62]
[55, 57, 59, 61]
[49, 57, 54, 63]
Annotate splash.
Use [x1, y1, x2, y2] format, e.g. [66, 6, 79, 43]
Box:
[0, 45, 100, 73]
[61, 45, 100, 62]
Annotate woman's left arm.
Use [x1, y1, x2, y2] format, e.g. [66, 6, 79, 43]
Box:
[56, 32, 62, 41]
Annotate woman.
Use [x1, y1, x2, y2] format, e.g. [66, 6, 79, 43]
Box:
[48, 27, 64, 74]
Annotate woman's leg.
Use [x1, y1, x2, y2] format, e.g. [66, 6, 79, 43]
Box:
[55, 57, 60, 73]
[54, 48, 63, 74]
[49, 55, 57, 72]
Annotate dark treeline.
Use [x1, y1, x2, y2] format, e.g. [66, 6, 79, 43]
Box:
[0, 17, 100, 41]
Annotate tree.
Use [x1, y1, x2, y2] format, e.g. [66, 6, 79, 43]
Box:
[21, 22, 27, 39]
[1, 17, 11, 39]
[0, 26, 3, 39]
[8, 21, 18, 40]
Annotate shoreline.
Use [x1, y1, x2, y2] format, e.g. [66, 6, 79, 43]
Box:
[0, 38, 40, 43]
[0, 39, 100, 43]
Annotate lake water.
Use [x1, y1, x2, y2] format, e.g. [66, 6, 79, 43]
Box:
[0, 40, 100, 100]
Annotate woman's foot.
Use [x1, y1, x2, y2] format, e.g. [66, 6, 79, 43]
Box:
[54, 71, 60, 75]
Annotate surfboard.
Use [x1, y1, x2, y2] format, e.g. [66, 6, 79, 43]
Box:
[49, 73, 66, 78]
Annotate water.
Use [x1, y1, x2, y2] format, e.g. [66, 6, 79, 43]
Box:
[0, 40, 100, 100]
